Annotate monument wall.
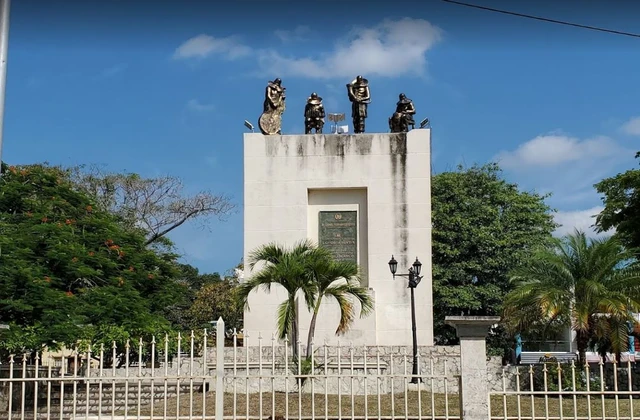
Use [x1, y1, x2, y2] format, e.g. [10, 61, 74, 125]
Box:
[243, 130, 433, 347]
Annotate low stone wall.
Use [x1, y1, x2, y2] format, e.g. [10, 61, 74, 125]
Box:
[84, 345, 514, 395]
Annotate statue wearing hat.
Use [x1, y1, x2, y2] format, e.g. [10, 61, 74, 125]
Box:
[346, 75, 370, 133]
[389, 93, 416, 133]
[259, 78, 286, 135]
[304, 92, 325, 134]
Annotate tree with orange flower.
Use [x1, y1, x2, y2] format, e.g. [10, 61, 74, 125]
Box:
[0, 163, 186, 358]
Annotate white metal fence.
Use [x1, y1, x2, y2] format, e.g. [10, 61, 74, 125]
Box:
[490, 358, 640, 420]
[0, 319, 461, 420]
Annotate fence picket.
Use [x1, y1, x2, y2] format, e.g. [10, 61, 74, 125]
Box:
[6, 318, 637, 420]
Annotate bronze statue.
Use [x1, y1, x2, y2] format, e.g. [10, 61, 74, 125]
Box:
[259, 78, 286, 135]
[304, 92, 325, 134]
[346, 75, 370, 133]
[389, 93, 416, 133]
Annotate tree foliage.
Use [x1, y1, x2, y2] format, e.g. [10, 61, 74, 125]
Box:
[595, 152, 640, 250]
[0, 163, 183, 356]
[431, 163, 557, 348]
[237, 240, 372, 360]
[503, 231, 640, 364]
[68, 164, 236, 246]
[188, 276, 243, 333]
[161, 263, 223, 331]
[302, 251, 373, 359]
[237, 240, 321, 359]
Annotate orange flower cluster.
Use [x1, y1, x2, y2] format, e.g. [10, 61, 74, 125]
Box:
[5, 166, 27, 176]
[105, 239, 125, 258]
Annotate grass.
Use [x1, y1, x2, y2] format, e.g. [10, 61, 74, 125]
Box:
[5, 388, 639, 419]
[132, 391, 640, 419]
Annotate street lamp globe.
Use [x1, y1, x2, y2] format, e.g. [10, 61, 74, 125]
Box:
[388, 255, 398, 275]
[412, 257, 422, 276]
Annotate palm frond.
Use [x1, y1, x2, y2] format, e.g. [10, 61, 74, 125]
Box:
[507, 230, 640, 356]
[323, 280, 374, 334]
[323, 286, 355, 335]
[275, 298, 296, 341]
[247, 242, 286, 270]
[236, 270, 278, 310]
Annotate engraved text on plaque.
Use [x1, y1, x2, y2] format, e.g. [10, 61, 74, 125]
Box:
[318, 211, 357, 262]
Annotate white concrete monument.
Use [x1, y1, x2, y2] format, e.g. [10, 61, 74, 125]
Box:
[243, 130, 433, 347]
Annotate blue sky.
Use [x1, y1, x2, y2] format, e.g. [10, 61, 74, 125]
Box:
[3, 0, 640, 274]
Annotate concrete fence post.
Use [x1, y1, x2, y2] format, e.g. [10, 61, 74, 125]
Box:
[445, 316, 500, 420]
[215, 317, 225, 420]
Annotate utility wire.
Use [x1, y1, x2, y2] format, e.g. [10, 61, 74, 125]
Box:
[441, 0, 640, 39]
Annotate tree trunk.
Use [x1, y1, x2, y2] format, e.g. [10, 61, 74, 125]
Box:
[306, 297, 323, 359]
[291, 297, 299, 360]
[576, 330, 589, 366]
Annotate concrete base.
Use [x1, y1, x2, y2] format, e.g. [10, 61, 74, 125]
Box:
[407, 382, 428, 392]
[445, 316, 500, 420]
[243, 131, 434, 347]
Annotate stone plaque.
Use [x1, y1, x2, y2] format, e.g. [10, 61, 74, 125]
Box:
[319, 211, 357, 262]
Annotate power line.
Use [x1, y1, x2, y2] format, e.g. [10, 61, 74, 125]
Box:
[441, 0, 640, 39]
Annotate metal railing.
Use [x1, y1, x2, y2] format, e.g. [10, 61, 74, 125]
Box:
[490, 358, 640, 420]
[0, 319, 461, 420]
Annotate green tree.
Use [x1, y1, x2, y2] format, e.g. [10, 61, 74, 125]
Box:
[0, 163, 182, 356]
[237, 240, 321, 359]
[237, 241, 372, 360]
[432, 163, 556, 349]
[162, 264, 223, 330]
[595, 151, 640, 250]
[188, 275, 243, 333]
[503, 230, 640, 364]
[177, 263, 223, 293]
[303, 251, 373, 359]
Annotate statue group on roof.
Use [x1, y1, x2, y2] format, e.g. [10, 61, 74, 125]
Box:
[257, 75, 420, 135]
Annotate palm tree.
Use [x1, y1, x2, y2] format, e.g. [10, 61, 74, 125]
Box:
[237, 240, 320, 359]
[503, 230, 640, 364]
[237, 240, 374, 361]
[303, 251, 374, 359]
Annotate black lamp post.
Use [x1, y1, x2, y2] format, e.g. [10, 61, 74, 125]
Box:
[388, 255, 423, 384]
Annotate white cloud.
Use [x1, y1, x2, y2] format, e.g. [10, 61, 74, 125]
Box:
[495, 131, 635, 211]
[621, 116, 640, 136]
[274, 25, 312, 43]
[257, 18, 443, 79]
[495, 134, 623, 169]
[173, 34, 251, 60]
[187, 99, 215, 112]
[553, 206, 613, 238]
